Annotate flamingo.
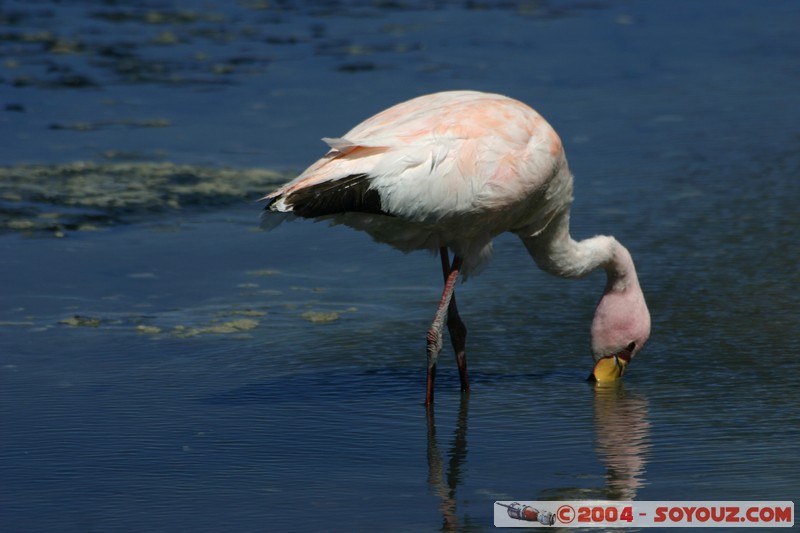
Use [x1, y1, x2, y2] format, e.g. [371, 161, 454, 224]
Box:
[263, 90, 650, 404]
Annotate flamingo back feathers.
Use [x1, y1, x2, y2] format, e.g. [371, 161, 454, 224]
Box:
[262, 91, 572, 273]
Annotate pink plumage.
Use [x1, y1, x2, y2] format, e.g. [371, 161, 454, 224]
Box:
[264, 90, 650, 403]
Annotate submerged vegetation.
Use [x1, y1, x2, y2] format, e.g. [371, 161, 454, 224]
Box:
[0, 162, 287, 236]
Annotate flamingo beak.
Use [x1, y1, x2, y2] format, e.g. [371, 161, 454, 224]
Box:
[589, 348, 633, 383]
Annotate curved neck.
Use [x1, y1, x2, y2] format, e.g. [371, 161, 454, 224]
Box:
[517, 212, 638, 292]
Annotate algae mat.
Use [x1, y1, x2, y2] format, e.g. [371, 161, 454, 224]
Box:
[0, 161, 288, 235]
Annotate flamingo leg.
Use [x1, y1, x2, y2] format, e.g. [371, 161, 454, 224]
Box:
[426, 248, 464, 405]
[439, 248, 469, 394]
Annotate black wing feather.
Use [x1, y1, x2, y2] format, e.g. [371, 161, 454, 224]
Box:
[274, 173, 388, 218]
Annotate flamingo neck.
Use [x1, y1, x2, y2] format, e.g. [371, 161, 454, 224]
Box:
[517, 213, 638, 293]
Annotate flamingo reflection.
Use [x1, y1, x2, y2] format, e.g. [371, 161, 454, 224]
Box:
[426, 395, 469, 532]
[592, 383, 652, 500]
[425, 383, 650, 529]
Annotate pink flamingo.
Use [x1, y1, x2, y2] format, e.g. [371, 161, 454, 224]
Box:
[263, 90, 650, 404]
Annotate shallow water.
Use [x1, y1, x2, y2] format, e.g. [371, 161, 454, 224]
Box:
[1, 1, 799, 531]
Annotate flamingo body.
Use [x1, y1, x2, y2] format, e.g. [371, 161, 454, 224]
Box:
[264, 91, 650, 403]
[265, 91, 572, 275]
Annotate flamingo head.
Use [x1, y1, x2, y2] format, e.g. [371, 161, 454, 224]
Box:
[588, 260, 650, 383]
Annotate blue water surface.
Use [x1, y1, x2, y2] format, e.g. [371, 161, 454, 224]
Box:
[1, 1, 799, 531]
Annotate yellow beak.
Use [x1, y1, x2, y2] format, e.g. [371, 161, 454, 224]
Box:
[591, 354, 629, 382]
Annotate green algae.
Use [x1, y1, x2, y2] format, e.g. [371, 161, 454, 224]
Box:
[173, 318, 260, 337]
[0, 161, 288, 236]
[246, 269, 281, 277]
[300, 311, 340, 324]
[135, 325, 163, 335]
[59, 315, 103, 327]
